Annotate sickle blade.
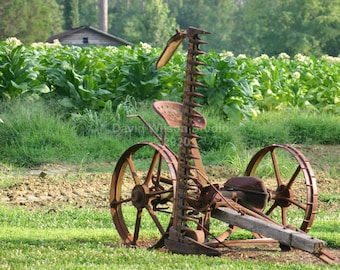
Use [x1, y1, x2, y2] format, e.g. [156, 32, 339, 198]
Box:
[156, 30, 187, 69]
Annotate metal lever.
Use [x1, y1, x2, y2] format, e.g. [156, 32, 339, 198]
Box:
[127, 114, 162, 143]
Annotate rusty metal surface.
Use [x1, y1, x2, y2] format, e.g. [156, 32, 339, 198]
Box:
[244, 144, 318, 233]
[164, 27, 213, 254]
[153, 101, 206, 129]
[110, 142, 178, 247]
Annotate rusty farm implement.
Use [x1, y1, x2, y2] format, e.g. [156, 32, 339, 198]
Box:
[109, 27, 336, 264]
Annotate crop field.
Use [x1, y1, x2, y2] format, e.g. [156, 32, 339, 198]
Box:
[1, 38, 339, 121]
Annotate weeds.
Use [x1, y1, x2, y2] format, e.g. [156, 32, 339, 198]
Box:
[0, 99, 339, 170]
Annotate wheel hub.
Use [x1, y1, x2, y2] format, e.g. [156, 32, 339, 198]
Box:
[275, 185, 293, 207]
[131, 185, 150, 208]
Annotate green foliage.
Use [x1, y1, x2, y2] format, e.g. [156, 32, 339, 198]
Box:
[239, 112, 293, 148]
[0, 99, 140, 167]
[109, 0, 178, 48]
[78, 0, 99, 28]
[288, 114, 340, 145]
[0, 99, 338, 171]
[229, 0, 340, 57]
[1, 0, 339, 56]
[0, 43, 339, 168]
[69, 96, 137, 136]
[42, 45, 114, 111]
[196, 111, 242, 167]
[2, 42, 339, 122]
[165, 0, 340, 56]
[199, 52, 258, 121]
[200, 51, 340, 121]
[107, 44, 164, 105]
[240, 110, 340, 148]
[0, 43, 51, 99]
[0, 100, 78, 167]
[63, 0, 80, 29]
[0, 0, 63, 44]
[167, 0, 237, 52]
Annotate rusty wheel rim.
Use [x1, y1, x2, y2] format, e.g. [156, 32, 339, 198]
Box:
[245, 144, 318, 233]
[110, 143, 177, 247]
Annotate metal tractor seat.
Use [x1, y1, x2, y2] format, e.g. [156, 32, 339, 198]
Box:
[153, 101, 206, 129]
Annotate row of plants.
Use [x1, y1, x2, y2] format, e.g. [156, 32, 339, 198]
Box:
[0, 38, 339, 121]
[201, 51, 340, 121]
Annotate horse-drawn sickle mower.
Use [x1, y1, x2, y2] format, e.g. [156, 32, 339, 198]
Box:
[109, 27, 336, 264]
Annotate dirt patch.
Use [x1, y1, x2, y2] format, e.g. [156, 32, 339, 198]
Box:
[220, 244, 339, 265]
[0, 172, 111, 210]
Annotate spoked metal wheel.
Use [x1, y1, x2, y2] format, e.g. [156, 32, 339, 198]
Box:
[245, 144, 318, 233]
[110, 142, 177, 248]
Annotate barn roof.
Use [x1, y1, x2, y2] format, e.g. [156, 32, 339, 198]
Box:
[47, 25, 132, 46]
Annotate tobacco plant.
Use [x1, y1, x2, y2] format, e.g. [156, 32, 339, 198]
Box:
[0, 38, 339, 122]
[0, 44, 49, 99]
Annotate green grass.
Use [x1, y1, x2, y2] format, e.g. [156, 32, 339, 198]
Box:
[0, 100, 132, 167]
[239, 109, 340, 148]
[0, 204, 338, 269]
[1, 100, 339, 169]
[1, 231, 306, 270]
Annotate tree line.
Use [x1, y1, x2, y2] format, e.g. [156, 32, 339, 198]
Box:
[0, 0, 339, 57]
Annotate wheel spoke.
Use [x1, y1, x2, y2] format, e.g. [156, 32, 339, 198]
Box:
[155, 153, 163, 185]
[146, 204, 165, 235]
[287, 165, 301, 189]
[265, 201, 278, 216]
[127, 155, 140, 185]
[281, 207, 287, 226]
[133, 208, 143, 245]
[111, 143, 177, 247]
[110, 197, 132, 208]
[245, 144, 318, 233]
[287, 198, 307, 210]
[145, 150, 160, 185]
[271, 149, 282, 186]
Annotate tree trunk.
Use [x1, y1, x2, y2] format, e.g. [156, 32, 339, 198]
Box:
[98, 0, 108, 32]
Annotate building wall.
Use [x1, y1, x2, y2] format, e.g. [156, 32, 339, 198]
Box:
[60, 29, 125, 46]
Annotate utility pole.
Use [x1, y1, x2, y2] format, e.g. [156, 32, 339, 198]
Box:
[98, 0, 108, 32]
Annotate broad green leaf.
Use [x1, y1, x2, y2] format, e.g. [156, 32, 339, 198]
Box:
[10, 80, 28, 90]
[59, 97, 75, 108]
[223, 102, 243, 122]
[78, 87, 92, 99]
[34, 84, 50, 94]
